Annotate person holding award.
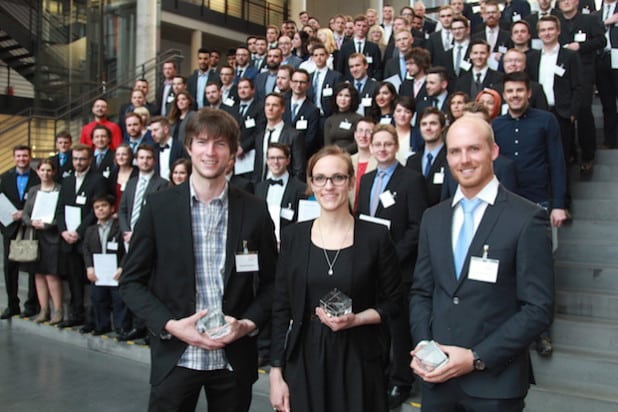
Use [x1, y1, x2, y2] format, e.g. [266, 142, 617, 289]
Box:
[269, 145, 402, 412]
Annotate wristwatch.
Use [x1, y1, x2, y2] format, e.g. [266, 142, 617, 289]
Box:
[472, 350, 486, 371]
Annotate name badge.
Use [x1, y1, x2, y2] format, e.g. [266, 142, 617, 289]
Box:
[322, 87, 333, 97]
[362, 96, 373, 107]
[235, 253, 259, 272]
[244, 117, 256, 128]
[498, 45, 508, 54]
[468, 245, 499, 283]
[425, 33, 430, 40]
[460, 60, 472, 71]
[280, 207, 294, 221]
[296, 117, 308, 130]
[339, 120, 352, 130]
[62, 170, 72, 178]
[366, 55, 373, 64]
[379, 190, 396, 208]
[224, 98, 235, 107]
[380, 117, 392, 125]
[582, 6, 590, 14]
[574, 31, 587, 42]
[554, 65, 566, 77]
[166, 94, 175, 103]
[24, 193, 28, 200]
[107, 241, 118, 251]
[501, 103, 509, 115]
[76, 195, 87, 205]
[102, 168, 111, 178]
[512, 13, 521, 22]
[433, 168, 444, 184]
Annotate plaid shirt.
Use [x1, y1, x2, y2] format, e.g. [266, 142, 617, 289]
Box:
[177, 181, 230, 371]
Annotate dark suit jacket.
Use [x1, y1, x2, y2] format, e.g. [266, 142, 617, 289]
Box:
[405, 146, 448, 207]
[384, 56, 405, 80]
[254, 176, 307, 226]
[234, 65, 259, 84]
[438, 44, 472, 85]
[253, 124, 306, 182]
[119, 183, 277, 385]
[118, 174, 169, 233]
[283, 98, 321, 153]
[56, 168, 109, 251]
[558, 12, 606, 67]
[155, 138, 188, 178]
[455, 68, 504, 97]
[92, 149, 115, 179]
[501, 0, 532, 24]
[471, 25, 514, 52]
[357, 164, 428, 282]
[525, 9, 563, 39]
[529, 47, 584, 119]
[229, 174, 254, 194]
[82, 218, 125, 268]
[270, 220, 402, 366]
[50, 152, 74, 182]
[222, 99, 266, 154]
[0, 168, 40, 239]
[187, 69, 221, 108]
[410, 185, 554, 398]
[337, 39, 383, 81]
[307, 69, 343, 118]
[254, 70, 279, 103]
[426, 31, 451, 66]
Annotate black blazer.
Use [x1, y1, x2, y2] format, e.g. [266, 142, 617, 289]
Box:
[92, 149, 115, 179]
[384, 56, 404, 80]
[426, 31, 451, 66]
[229, 174, 254, 194]
[56, 168, 109, 250]
[119, 183, 277, 385]
[307, 69, 343, 118]
[455, 68, 504, 97]
[0, 168, 40, 239]
[82, 218, 125, 268]
[357, 164, 428, 282]
[337, 39, 383, 81]
[558, 12, 606, 67]
[253, 124, 306, 182]
[471, 24, 514, 49]
[222, 100, 266, 154]
[283, 98, 321, 154]
[410, 186, 554, 399]
[186, 69, 221, 107]
[529, 47, 584, 119]
[405, 146, 448, 207]
[118, 174, 169, 233]
[49, 153, 74, 182]
[270, 220, 402, 367]
[253, 71, 278, 103]
[439, 44, 472, 85]
[254, 176, 307, 226]
[155, 138, 188, 178]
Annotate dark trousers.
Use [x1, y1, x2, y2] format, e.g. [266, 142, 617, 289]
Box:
[60, 249, 86, 320]
[3, 236, 38, 311]
[91, 285, 129, 332]
[575, 64, 597, 162]
[388, 282, 415, 389]
[149, 367, 252, 412]
[420, 379, 525, 412]
[596, 52, 618, 148]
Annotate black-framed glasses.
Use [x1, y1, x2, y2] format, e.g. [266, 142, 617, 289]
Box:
[310, 174, 350, 187]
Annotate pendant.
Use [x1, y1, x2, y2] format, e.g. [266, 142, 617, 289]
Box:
[328, 269, 334, 276]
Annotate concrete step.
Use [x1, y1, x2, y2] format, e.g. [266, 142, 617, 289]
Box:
[571, 182, 618, 199]
[531, 348, 618, 398]
[572, 164, 618, 182]
[556, 289, 618, 321]
[555, 240, 618, 267]
[594, 149, 618, 165]
[555, 263, 618, 293]
[526, 384, 618, 412]
[558, 220, 618, 242]
[551, 315, 618, 355]
[570, 199, 618, 221]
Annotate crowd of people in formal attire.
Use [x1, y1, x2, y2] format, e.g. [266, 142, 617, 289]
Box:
[1, 0, 612, 411]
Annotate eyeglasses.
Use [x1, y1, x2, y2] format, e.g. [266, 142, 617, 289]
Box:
[267, 156, 287, 161]
[310, 174, 349, 187]
[291, 80, 308, 84]
[371, 142, 396, 149]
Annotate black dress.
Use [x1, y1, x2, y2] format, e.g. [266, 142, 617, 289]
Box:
[285, 243, 388, 412]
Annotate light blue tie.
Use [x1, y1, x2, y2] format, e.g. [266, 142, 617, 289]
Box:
[454, 198, 482, 279]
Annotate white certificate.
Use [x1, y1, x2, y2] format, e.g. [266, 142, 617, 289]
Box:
[31, 191, 59, 224]
[0, 193, 17, 227]
[611, 49, 618, 70]
[93, 254, 119, 286]
[64, 205, 82, 232]
[297, 199, 321, 222]
[234, 149, 255, 175]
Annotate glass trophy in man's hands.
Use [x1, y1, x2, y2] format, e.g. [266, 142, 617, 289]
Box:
[415, 340, 449, 372]
[196, 308, 231, 339]
[320, 288, 352, 317]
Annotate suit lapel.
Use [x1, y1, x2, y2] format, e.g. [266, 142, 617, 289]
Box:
[224, 187, 242, 287]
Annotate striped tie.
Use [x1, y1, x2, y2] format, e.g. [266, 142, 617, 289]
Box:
[130, 177, 147, 230]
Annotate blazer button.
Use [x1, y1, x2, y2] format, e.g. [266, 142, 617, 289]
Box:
[452, 297, 460, 305]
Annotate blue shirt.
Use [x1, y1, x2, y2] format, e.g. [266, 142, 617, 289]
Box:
[196, 71, 211, 109]
[16, 169, 30, 202]
[421, 144, 444, 176]
[370, 161, 399, 212]
[492, 107, 567, 209]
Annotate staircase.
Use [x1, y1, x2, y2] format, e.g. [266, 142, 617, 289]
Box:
[525, 150, 618, 411]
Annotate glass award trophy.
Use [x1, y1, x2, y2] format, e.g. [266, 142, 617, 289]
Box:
[319, 288, 352, 317]
[415, 340, 449, 371]
[196, 308, 231, 339]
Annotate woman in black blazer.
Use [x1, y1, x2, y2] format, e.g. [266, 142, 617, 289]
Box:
[269, 145, 402, 412]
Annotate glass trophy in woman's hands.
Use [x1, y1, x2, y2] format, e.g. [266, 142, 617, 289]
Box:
[320, 288, 352, 317]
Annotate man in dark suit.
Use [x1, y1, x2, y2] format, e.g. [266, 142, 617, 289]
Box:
[596, 0, 618, 148]
[307, 44, 342, 119]
[119, 108, 277, 411]
[455, 39, 504, 98]
[399, 48, 431, 105]
[124, 112, 156, 154]
[406, 108, 448, 207]
[91, 125, 116, 180]
[426, 6, 455, 65]
[348, 53, 378, 116]
[357, 124, 428, 408]
[253, 48, 282, 103]
[149, 116, 188, 181]
[155, 60, 177, 117]
[187, 48, 221, 109]
[501, 0, 532, 25]
[0, 145, 40, 319]
[422, 66, 451, 113]
[283, 69, 320, 157]
[254, 93, 306, 182]
[56, 144, 109, 328]
[337, 14, 383, 81]
[50, 130, 74, 182]
[502, 49, 549, 110]
[471, 0, 514, 63]
[234, 46, 259, 83]
[525, 0, 563, 39]
[436, 16, 472, 86]
[384, 29, 416, 81]
[558, 0, 606, 174]
[219, 66, 238, 105]
[409, 116, 554, 411]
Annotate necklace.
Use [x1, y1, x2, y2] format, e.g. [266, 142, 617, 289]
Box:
[317, 218, 353, 276]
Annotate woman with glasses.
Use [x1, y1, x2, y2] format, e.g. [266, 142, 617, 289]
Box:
[269, 145, 402, 412]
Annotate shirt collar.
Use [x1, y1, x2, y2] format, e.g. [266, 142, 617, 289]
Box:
[98, 219, 113, 230]
[378, 161, 399, 176]
[190, 176, 228, 205]
[266, 171, 290, 184]
[452, 175, 499, 207]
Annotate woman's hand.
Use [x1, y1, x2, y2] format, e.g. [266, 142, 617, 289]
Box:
[315, 307, 358, 332]
[269, 367, 290, 412]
